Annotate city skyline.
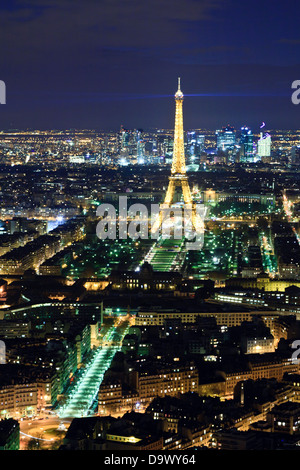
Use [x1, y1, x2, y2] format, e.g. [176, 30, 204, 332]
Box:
[2, 0, 300, 455]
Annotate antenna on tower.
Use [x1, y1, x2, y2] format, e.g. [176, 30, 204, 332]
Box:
[178, 77, 181, 90]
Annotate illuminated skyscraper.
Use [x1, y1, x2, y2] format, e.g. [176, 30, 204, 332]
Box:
[257, 132, 271, 158]
[216, 125, 236, 151]
[239, 126, 254, 161]
[186, 131, 205, 166]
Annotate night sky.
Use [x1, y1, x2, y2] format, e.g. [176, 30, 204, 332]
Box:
[0, 0, 300, 131]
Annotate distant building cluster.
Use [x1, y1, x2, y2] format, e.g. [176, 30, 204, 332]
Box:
[0, 126, 300, 171]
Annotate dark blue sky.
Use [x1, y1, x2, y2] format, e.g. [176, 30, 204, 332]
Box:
[0, 0, 300, 131]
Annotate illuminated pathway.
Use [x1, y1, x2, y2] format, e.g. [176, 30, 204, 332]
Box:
[260, 232, 277, 277]
[57, 321, 130, 418]
[282, 191, 293, 221]
[145, 237, 186, 272]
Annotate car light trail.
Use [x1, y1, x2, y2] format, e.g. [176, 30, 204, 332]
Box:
[20, 431, 54, 442]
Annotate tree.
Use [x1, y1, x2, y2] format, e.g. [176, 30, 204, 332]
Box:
[27, 438, 44, 451]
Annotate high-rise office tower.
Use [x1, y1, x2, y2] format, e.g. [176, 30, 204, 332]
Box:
[197, 134, 205, 152]
[136, 129, 145, 163]
[216, 125, 236, 151]
[186, 131, 197, 164]
[239, 126, 254, 161]
[186, 132, 205, 165]
[257, 132, 271, 158]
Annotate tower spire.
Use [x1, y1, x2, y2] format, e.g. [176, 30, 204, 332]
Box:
[175, 77, 183, 101]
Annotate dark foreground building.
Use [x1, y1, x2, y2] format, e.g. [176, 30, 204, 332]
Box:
[0, 418, 20, 450]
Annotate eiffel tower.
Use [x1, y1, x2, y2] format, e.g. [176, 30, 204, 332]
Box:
[151, 78, 203, 237]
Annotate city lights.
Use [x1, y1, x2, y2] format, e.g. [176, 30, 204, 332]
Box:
[0, 0, 299, 454]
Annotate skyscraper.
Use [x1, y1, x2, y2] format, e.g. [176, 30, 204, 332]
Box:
[216, 125, 236, 151]
[239, 126, 254, 162]
[257, 133, 271, 159]
[186, 132, 205, 166]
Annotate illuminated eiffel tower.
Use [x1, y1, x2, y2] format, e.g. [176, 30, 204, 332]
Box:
[151, 78, 203, 237]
